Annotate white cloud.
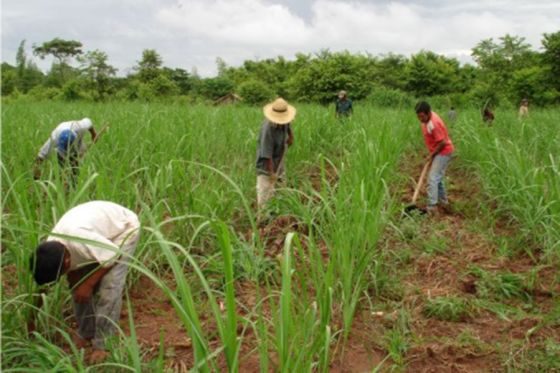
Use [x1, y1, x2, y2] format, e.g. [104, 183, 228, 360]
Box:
[1, 0, 559, 76]
[158, 0, 310, 46]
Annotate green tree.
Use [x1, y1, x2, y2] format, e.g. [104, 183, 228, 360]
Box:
[405, 51, 459, 97]
[33, 38, 83, 85]
[14, 40, 44, 92]
[135, 49, 163, 83]
[16, 40, 26, 81]
[238, 79, 274, 105]
[162, 67, 192, 95]
[78, 49, 117, 100]
[471, 34, 536, 100]
[291, 50, 375, 103]
[542, 31, 560, 92]
[375, 53, 408, 90]
[1, 63, 17, 96]
[197, 76, 234, 100]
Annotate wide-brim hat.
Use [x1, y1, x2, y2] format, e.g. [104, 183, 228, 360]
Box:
[263, 98, 296, 125]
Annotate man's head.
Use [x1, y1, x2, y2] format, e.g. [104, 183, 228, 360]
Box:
[415, 101, 432, 123]
[30, 241, 71, 285]
[80, 118, 93, 127]
[338, 90, 347, 100]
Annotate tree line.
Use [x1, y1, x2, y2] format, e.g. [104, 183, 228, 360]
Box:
[2, 32, 559, 107]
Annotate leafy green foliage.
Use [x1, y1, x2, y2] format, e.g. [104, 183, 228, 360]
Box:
[78, 50, 117, 100]
[406, 51, 462, 97]
[238, 79, 274, 104]
[6, 31, 560, 104]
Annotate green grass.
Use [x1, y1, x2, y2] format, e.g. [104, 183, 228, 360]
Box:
[423, 296, 471, 322]
[1, 102, 559, 371]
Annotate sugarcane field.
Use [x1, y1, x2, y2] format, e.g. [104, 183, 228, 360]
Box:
[1, 2, 559, 372]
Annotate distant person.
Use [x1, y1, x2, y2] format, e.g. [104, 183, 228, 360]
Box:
[256, 98, 295, 210]
[483, 108, 495, 125]
[415, 101, 455, 215]
[518, 98, 529, 118]
[447, 106, 457, 123]
[335, 90, 353, 118]
[29, 201, 140, 364]
[34, 118, 97, 184]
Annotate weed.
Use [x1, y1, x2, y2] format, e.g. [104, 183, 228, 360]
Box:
[423, 296, 471, 322]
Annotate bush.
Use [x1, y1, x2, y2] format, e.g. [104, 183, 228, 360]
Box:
[238, 80, 274, 105]
[366, 88, 415, 107]
[60, 79, 88, 101]
[197, 77, 235, 100]
[26, 85, 62, 100]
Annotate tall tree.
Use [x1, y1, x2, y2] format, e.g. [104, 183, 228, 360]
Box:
[14, 40, 44, 92]
[542, 31, 560, 91]
[135, 49, 163, 83]
[15, 40, 27, 80]
[33, 38, 83, 85]
[471, 34, 534, 98]
[33, 38, 83, 65]
[405, 51, 459, 97]
[78, 49, 117, 100]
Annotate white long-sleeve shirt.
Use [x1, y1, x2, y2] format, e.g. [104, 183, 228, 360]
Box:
[47, 201, 140, 269]
[37, 118, 93, 159]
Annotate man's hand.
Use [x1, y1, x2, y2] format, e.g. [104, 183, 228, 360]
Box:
[287, 136, 293, 147]
[73, 283, 94, 303]
[270, 173, 278, 184]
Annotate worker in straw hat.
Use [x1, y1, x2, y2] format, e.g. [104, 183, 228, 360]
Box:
[256, 98, 295, 210]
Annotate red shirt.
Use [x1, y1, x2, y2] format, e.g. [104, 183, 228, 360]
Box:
[421, 112, 454, 155]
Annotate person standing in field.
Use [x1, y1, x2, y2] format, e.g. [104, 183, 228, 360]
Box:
[335, 90, 353, 118]
[29, 201, 140, 364]
[256, 98, 295, 210]
[518, 98, 529, 118]
[415, 102, 455, 214]
[33, 118, 98, 184]
[482, 107, 495, 125]
[447, 106, 457, 123]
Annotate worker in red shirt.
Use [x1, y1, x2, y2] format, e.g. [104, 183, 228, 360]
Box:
[415, 101, 455, 213]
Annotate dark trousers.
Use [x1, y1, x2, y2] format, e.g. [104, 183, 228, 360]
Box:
[57, 151, 79, 187]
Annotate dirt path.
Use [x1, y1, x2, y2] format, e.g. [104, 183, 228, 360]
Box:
[338, 157, 559, 372]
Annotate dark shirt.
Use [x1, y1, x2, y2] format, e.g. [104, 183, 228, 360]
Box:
[336, 98, 353, 116]
[256, 120, 291, 176]
[483, 111, 494, 122]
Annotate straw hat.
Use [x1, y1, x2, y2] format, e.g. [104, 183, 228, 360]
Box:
[338, 90, 347, 99]
[263, 98, 296, 125]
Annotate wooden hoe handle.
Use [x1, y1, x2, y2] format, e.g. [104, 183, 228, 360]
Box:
[412, 159, 432, 204]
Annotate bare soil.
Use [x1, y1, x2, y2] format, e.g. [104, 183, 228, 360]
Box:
[117, 157, 558, 372]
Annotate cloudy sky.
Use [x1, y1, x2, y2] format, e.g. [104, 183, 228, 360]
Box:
[2, 0, 559, 76]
